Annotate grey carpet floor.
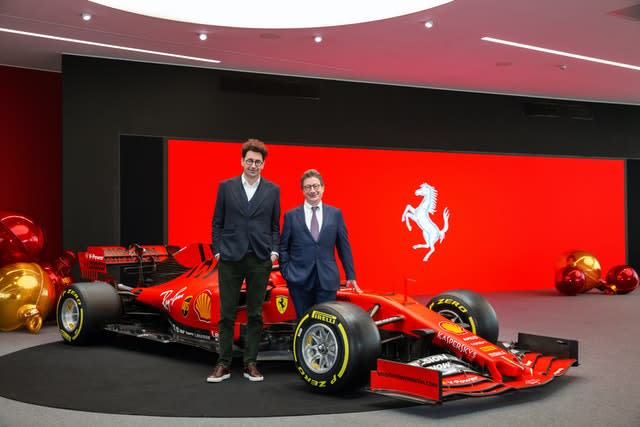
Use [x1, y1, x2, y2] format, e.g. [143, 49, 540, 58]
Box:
[1, 290, 638, 427]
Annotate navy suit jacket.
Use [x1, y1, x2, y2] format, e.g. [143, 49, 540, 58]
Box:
[212, 176, 280, 262]
[279, 204, 355, 291]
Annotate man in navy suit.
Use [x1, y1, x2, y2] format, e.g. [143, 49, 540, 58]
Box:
[279, 169, 357, 319]
[207, 139, 280, 383]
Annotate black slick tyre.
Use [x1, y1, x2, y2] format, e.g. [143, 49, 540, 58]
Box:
[56, 282, 121, 345]
[427, 290, 499, 343]
[293, 301, 380, 393]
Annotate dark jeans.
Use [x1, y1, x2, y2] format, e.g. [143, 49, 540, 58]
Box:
[217, 253, 271, 366]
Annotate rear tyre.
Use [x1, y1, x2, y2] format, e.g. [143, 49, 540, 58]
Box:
[56, 282, 121, 345]
[427, 290, 499, 343]
[293, 301, 380, 393]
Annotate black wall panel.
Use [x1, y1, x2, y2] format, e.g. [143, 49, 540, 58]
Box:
[62, 55, 640, 254]
[627, 160, 640, 270]
[120, 135, 165, 246]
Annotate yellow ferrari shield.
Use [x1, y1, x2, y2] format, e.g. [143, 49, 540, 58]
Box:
[276, 296, 288, 314]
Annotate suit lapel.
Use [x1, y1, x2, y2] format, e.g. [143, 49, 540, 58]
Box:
[317, 205, 332, 241]
[230, 176, 247, 213]
[248, 178, 268, 216]
[296, 205, 314, 240]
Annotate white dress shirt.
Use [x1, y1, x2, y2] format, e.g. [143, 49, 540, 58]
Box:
[241, 174, 260, 201]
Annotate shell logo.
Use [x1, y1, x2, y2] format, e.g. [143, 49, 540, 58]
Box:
[195, 291, 211, 322]
[439, 321, 466, 334]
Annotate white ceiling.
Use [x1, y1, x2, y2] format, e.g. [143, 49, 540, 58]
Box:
[1, 0, 639, 105]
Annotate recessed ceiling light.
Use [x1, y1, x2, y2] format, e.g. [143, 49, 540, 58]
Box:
[314, 35, 323, 43]
[0, 27, 221, 64]
[199, 33, 207, 41]
[81, 12, 92, 21]
[89, 0, 454, 28]
[424, 20, 434, 29]
[482, 37, 640, 72]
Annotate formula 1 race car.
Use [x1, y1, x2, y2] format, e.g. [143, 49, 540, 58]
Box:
[56, 243, 578, 403]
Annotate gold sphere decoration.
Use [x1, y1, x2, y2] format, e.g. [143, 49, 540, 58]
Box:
[0, 262, 54, 333]
[566, 250, 602, 292]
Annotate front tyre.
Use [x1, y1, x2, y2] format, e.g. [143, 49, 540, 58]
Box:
[427, 290, 499, 343]
[293, 301, 380, 393]
[56, 282, 121, 345]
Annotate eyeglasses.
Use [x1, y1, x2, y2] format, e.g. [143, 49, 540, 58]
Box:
[303, 184, 322, 191]
[244, 159, 263, 167]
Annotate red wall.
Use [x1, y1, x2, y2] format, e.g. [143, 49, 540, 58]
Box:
[0, 65, 62, 262]
[168, 139, 626, 294]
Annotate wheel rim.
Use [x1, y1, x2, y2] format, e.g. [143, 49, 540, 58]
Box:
[60, 297, 80, 333]
[302, 323, 338, 374]
[437, 309, 471, 330]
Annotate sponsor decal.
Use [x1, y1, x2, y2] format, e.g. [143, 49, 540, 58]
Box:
[433, 298, 468, 313]
[87, 253, 104, 261]
[311, 310, 337, 325]
[419, 354, 450, 364]
[437, 331, 477, 361]
[479, 345, 498, 352]
[181, 296, 192, 317]
[276, 296, 288, 314]
[169, 320, 211, 341]
[525, 378, 541, 385]
[439, 321, 466, 335]
[427, 362, 454, 372]
[194, 291, 212, 322]
[160, 286, 187, 312]
[297, 366, 327, 388]
[444, 375, 484, 385]
[488, 350, 507, 357]
[376, 371, 440, 387]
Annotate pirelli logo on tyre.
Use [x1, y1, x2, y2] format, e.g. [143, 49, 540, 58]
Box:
[311, 310, 337, 324]
[431, 298, 469, 313]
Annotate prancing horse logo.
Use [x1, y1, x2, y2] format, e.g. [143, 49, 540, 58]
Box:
[276, 296, 288, 314]
[401, 182, 450, 262]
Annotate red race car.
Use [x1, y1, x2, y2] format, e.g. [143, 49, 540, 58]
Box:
[56, 243, 578, 403]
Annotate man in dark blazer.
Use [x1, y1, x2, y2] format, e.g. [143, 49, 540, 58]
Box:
[207, 139, 280, 383]
[279, 169, 357, 319]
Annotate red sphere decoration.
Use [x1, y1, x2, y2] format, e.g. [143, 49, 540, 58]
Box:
[565, 250, 601, 292]
[605, 265, 639, 295]
[41, 250, 77, 303]
[0, 211, 46, 266]
[555, 266, 586, 295]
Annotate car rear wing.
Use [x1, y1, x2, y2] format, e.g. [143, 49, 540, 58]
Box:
[78, 245, 169, 281]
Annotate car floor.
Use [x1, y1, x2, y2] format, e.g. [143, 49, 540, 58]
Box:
[1, 290, 638, 427]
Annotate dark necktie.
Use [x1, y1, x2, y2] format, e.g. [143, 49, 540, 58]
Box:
[310, 206, 320, 241]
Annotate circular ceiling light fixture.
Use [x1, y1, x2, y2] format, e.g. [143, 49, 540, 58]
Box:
[89, 0, 454, 29]
[314, 35, 323, 43]
[81, 12, 92, 21]
[199, 32, 207, 41]
[424, 19, 434, 29]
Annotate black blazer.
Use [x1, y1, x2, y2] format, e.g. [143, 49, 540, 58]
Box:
[212, 176, 280, 262]
[279, 204, 355, 291]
